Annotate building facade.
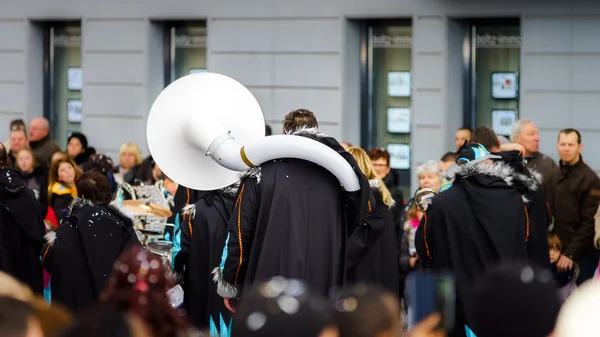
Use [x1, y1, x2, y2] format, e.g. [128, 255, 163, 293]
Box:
[1, 0, 599, 191]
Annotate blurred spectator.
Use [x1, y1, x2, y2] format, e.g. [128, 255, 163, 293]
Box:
[511, 120, 557, 188]
[548, 234, 578, 302]
[8, 124, 28, 167]
[367, 148, 405, 217]
[114, 142, 143, 185]
[48, 158, 81, 219]
[29, 117, 60, 168]
[15, 148, 49, 218]
[547, 129, 600, 284]
[99, 246, 191, 337]
[231, 277, 337, 337]
[82, 153, 117, 193]
[454, 127, 471, 151]
[67, 132, 96, 167]
[340, 141, 352, 150]
[0, 296, 44, 337]
[265, 124, 272, 136]
[468, 262, 561, 337]
[57, 308, 152, 337]
[51, 152, 68, 164]
[3, 119, 26, 153]
[439, 152, 457, 172]
[554, 279, 600, 337]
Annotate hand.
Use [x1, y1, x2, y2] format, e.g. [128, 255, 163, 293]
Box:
[500, 143, 526, 155]
[224, 298, 236, 313]
[557, 255, 574, 272]
[410, 313, 446, 337]
[410, 257, 419, 268]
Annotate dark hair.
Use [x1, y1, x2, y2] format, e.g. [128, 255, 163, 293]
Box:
[367, 148, 390, 166]
[332, 284, 399, 337]
[0, 296, 36, 336]
[232, 278, 330, 337]
[558, 128, 582, 144]
[458, 127, 472, 134]
[265, 124, 272, 136]
[76, 169, 113, 205]
[0, 143, 8, 167]
[282, 109, 318, 132]
[471, 126, 500, 151]
[9, 119, 26, 132]
[440, 151, 458, 163]
[99, 246, 189, 337]
[68, 132, 89, 149]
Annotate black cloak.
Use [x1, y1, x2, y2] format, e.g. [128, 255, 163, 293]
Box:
[0, 168, 45, 294]
[346, 179, 400, 296]
[214, 128, 372, 299]
[173, 186, 237, 332]
[415, 161, 529, 337]
[168, 185, 203, 224]
[493, 150, 551, 269]
[42, 198, 140, 311]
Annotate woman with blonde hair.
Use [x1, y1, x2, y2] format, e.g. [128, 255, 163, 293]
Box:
[114, 142, 143, 185]
[345, 146, 400, 296]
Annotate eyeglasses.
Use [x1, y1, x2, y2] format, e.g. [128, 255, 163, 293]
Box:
[10, 125, 26, 131]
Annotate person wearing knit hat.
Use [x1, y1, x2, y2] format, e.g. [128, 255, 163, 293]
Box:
[468, 262, 561, 337]
[415, 141, 529, 337]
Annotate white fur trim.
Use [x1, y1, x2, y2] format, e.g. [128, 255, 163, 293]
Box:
[32, 189, 40, 200]
[239, 166, 262, 183]
[369, 179, 380, 189]
[284, 126, 328, 138]
[221, 182, 240, 196]
[212, 267, 239, 298]
[44, 231, 56, 245]
[182, 204, 196, 219]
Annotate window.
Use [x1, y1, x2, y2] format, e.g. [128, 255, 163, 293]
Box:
[164, 21, 207, 86]
[361, 20, 413, 194]
[44, 22, 82, 148]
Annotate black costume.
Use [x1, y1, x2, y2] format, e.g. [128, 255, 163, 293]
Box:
[346, 179, 400, 296]
[42, 198, 140, 311]
[0, 168, 45, 294]
[214, 128, 372, 298]
[415, 144, 529, 337]
[174, 186, 237, 333]
[493, 150, 551, 269]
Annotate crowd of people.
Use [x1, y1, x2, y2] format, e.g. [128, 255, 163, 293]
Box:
[0, 110, 599, 337]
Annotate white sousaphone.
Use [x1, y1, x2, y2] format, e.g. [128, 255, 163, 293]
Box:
[146, 72, 360, 192]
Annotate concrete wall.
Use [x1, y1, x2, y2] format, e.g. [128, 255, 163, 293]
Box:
[1, 0, 600, 185]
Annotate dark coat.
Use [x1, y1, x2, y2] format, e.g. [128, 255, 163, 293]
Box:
[214, 129, 372, 298]
[0, 168, 46, 294]
[174, 187, 236, 332]
[494, 150, 551, 269]
[546, 157, 600, 261]
[42, 198, 140, 311]
[415, 161, 529, 337]
[22, 165, 49, 219]
[346, 181, 401, 296]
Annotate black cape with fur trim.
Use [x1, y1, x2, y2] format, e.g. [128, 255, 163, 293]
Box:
[346, 182, 400, 296]
[42, 198, 140, 311]
[215, 129, 372, 298]
[174, 187, 236, 331]
[0, 168, 45, 294]
[415, 161, 528, 337]
[494, 150, 551, 269]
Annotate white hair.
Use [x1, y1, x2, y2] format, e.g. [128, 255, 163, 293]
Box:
[417, 160, 442, 179]
[511, 120, 534, 142]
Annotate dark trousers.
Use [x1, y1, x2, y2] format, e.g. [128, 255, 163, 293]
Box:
[576, 252, 599, 285]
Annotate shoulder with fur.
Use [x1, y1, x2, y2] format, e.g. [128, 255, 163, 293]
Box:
[284, 126, 328, 138]
[239, 166, 262, 183]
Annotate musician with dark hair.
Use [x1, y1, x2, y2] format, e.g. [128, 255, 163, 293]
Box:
[213, 109, 372, 311]
[42, 170, 140, 311]
[0, 142, 46, 294]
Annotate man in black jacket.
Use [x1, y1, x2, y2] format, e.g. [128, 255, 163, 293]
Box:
[0, 142, 45, 293]
[546, 128, 600, 284]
